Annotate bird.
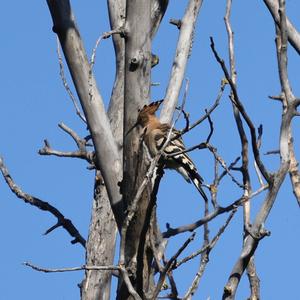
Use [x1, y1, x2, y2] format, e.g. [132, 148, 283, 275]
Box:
[137, 100, 208, 202]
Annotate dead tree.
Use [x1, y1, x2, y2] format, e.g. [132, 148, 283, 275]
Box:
[1, 0, 300, 299]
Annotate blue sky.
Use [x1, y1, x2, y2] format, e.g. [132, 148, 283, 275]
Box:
[1, 1, 300, 299]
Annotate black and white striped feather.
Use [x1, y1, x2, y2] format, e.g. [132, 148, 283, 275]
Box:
[147, 124, 208, 202]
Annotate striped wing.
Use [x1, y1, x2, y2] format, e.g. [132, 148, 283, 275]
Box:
[155, 125, 207, 201]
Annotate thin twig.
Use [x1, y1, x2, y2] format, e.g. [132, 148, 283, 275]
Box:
[88, 28, 124, 102]
[175, 209, 236, 268]
[182, 252, 208, 300]
[182, 187, 210, 300]
[254, 125, 265, 186]
[39, 139, 94, 164]
[264, 149, 280, 155]
[90, 28, 124, 71]
[56, 37, 86, 123]
[207, 144, 243, 189]
[180, 80, 226, 136]
[173, 78, 190, 128]
[24, 262, 119, 273]
[166, 270, 179, 299]
[163, 183, 267, 239]
[58, 123, 85, 148]
[119, 267, 143, 300]
[24, 261, 141, 300]
[38, 123, 94, 165]
[152, 233, 196, 299]
[218, 156, 240, 184]
[210, 37, 270, 183]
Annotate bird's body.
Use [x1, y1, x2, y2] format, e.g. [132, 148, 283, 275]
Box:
[137, 101, 208, 202]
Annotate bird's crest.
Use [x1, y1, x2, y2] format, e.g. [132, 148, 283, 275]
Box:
[138, 99, 164, 116]
[125, 100, 164, 136]
[136, 99, 164, 127]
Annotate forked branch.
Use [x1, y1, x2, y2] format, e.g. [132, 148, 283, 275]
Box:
[38, 123, 94, 166]
[46, 0, 123, 227]
[0, 157, 86, 247]
[210, 37, 270, 183]
[263, 0, 300, 55]
[222, 1, 296, 298]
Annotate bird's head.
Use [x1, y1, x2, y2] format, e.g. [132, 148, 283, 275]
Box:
[125, 100, 164, 137]
[137, 99, 164, 127]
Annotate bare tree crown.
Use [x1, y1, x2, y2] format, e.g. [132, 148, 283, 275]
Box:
[1, 0, 300, 299]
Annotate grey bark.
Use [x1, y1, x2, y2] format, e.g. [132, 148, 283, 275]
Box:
[81, 2, 126, 299]
[81, 177, 117, 300]
[223, 3, 295, 296]
[46, 2, 124, 299]
[118, 0, 152, 299]
[150, 0, 169, 39]
[107, 0, 126, 150]
[46, 0, 123, 227]
[160, 0, 203, 124]
[263, 0, 300, 55]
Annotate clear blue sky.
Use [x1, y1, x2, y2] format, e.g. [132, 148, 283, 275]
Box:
[1, 1, 300, 299]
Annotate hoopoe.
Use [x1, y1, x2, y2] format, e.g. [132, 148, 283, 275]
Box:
[137, 100, 208, 202]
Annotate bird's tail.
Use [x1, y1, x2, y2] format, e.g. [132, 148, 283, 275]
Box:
[171, 152, 209, 203]
[189, 169, 209, 203]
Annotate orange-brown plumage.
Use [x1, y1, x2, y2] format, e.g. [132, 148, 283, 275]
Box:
[137, 100, 208, 202]
[137, 100, 164, 128]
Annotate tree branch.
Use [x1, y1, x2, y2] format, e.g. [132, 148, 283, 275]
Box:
[24, 261, 142, 300]
[160, 0, 204, 124]
[38, 123, 95, 166]
[210, 37, 270, 183]
[182, 194, 210, 300]
[150, 0, 169, 40]
[152, 233, 196, 299]
[46, 0, 123, 227]
[222, 2, 295, 297]
[181, 80, 226, 136]
[0, 157, 86, 247]
[163, 195, 247, 238]
[175, 208, 236, 268]
[56, 38, 86, 123]
[224, 2, 260, 298]
[263, 0, 300, 55]
[38, 139, 94, 165]
[24, 261, 119, 273]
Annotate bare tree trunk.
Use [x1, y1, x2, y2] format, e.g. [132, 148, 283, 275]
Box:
[46, 2, 124, 300]
[80, 2, 126, 298]
[81, 178, 117, 300]
[117, 1, 153, 299]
